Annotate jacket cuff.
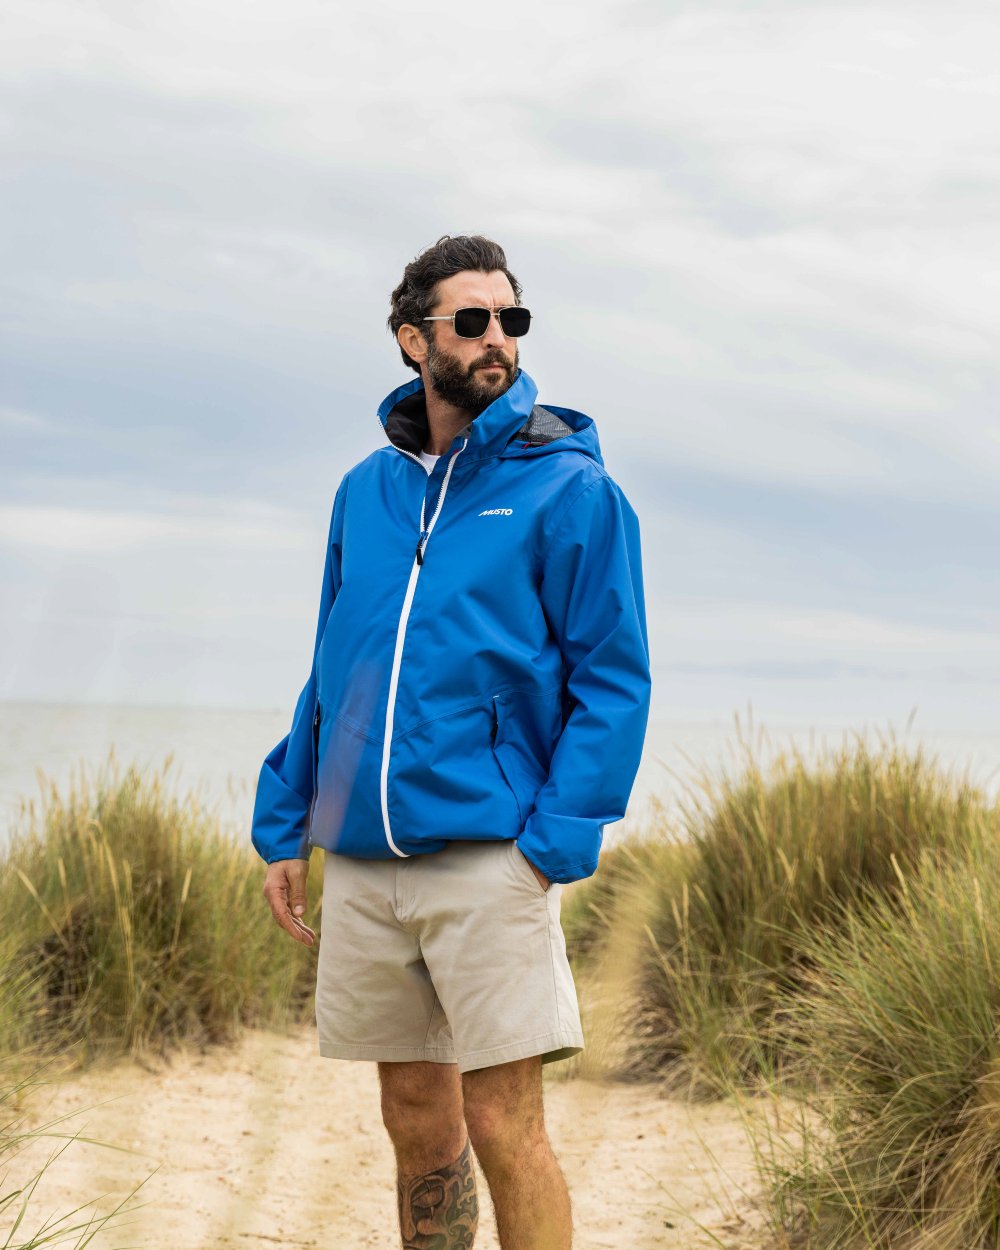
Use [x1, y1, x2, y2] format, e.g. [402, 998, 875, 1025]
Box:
[515, 810, 604, 885]
[250, 763, 312, 864]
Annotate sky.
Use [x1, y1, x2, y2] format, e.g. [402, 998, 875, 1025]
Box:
[2, 0, 998, 737]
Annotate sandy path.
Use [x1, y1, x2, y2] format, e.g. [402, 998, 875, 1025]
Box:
[7, 1024, 782, 1249]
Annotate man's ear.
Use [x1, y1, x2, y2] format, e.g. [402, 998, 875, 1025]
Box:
[398, 323, 428, 365]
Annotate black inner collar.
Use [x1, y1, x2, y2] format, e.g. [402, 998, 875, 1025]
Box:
[385, 392, 474, 456]
[384, 392, 429, 456]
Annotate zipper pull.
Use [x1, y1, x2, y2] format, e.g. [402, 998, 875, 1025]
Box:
[415, 529, 430, 565]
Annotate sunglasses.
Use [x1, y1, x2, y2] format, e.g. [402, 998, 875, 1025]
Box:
[422, 306, 531, 339]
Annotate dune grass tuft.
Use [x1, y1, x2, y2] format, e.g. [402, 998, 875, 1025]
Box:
[1, 1061, 149, 1250]
[573, 723, 994, 1099]
[570, 716, 1000, 1244]
[0, 748, 320, 1067]
[0, 968, 150, 1250]
[754, 839, 1000, 1249]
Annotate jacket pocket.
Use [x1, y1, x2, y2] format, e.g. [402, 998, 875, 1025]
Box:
[305, 703, 321, 843]
[388, 699, 522, 844]
[491, 696, 524, 826]
[490, 687, 560, 824]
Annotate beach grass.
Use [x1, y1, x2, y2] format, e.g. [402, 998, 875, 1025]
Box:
[571, 723, 994, 1100]
[567, 718, 1000, 1246]
[0, 747, 320, 1068]
[751, 836, 1000, 1249]
[5, 724, 1000, 1246]
[0, 751, 303, 1245]
[1, 1062, 149, 1250]
[0, 967, 150, 1250]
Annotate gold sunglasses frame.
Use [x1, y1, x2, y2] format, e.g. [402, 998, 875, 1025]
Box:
[421, 306, 532, 339]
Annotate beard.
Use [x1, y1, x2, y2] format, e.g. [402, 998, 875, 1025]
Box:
[425, 338, 519, 416]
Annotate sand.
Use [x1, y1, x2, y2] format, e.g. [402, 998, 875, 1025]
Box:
[3, 1023, 795, 1250]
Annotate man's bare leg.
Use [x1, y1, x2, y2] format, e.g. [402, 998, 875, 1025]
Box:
[463, 1055, 572, 1250]
[379, 1059, 479, 1248]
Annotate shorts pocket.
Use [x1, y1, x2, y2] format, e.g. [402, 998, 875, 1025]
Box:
[509, 839, 550, 896]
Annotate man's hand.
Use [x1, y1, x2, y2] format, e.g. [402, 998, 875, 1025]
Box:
[263, 858, 317, 946]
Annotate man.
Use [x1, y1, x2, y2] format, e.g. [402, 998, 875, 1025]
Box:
[250, 235, 651, 1249]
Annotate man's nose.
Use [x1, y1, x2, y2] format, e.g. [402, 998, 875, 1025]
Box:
[482, 312, 508, 348]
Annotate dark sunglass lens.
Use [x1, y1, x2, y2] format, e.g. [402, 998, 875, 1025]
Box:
[453, 307, 492, 338]
[498, 307, 531, 337]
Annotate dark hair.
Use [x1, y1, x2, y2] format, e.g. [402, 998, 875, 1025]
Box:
[387, 234, 523, 373]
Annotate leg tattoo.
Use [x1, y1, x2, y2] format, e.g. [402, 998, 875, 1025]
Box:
[396, 1135, 479, 1249]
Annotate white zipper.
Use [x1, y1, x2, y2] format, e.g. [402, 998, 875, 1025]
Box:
[376, 413, 468, 856]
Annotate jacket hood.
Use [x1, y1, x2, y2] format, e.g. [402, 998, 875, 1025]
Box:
[376, 368, 605, 468]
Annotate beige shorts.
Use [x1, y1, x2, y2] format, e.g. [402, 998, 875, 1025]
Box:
[314, 837, 585, 1074]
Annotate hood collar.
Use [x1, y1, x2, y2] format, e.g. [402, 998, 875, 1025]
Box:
[377, 369, 540, 463]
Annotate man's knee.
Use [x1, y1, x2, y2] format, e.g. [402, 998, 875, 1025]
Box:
[378, 1060, 464, 1146]
[462, 1057, 546, 1161]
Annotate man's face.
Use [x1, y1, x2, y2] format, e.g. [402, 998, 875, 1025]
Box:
[421, 270, 520, 415]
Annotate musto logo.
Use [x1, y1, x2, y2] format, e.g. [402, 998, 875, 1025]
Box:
[478, 508, 513, 516]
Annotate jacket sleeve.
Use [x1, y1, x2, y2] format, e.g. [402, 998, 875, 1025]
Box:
[250, 476, 348, 864]
[515, 474, 652, 885]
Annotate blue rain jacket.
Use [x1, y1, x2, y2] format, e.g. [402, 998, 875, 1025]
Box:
[249, 368, 651, 885]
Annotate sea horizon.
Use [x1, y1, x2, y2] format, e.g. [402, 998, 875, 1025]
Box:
[3, 696, 997, 854]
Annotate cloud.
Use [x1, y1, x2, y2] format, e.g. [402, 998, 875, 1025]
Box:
[662, 598, 998, 657]
[1, 0, 997, 715]
[0, 502, 311, 552]
[0, 406, 54, 431]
